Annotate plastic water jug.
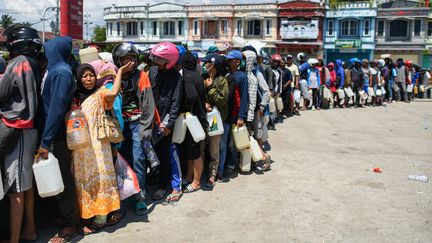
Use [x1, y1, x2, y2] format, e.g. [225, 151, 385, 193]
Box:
[239, 149, 251, 172]
[420, 85, 425, 93]
[66, 109, 90, 150]
[232, 125, 250, 150]
[206, 107, 224, 137]
[0, 168, 4, 200]
[293, 89, 301, 103]
[376, 89, 383, 96]
[250, 136, 263, 162]
[344, 87, 354, 97]
[368, 87, 375, 97]
[33, 153, 65, 198]
[269, 98, 276, 113]
[407, 84, 414, 93]
[307, 89, 313, 99]
[172, 114, 187, 144]
[79, 47, 100, 64]
[276, 96, 283, 112]
[414, 85, 418, 95]
[185, 113, 206, 143]
[323, 87, 331, 99]
[337, 89, 345, 99]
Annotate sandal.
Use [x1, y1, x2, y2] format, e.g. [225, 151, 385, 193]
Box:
[80, 223, 105, 236]
[106, 209, 125, 226]
[152, 188, 167, 201]
[166, 192, 183, 203]
[183, 184, 201, 193]
[205, 177, 216, 189]
[135, 200, 148, 216]
[48, 230, 78, 243]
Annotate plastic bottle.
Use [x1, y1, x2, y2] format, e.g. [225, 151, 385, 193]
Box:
[142, 139, 160, 169]
[185, 113, 206, 143]
[33, 153, 65, 198]
[408, 175, 429, 183]
[66, 108, 90, 150]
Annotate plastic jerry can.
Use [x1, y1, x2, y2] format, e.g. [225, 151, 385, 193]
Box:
[414, 85, 418, 95]
[185, 113, 206, 143]
[66, 109, 90, 150]
[367, 87, 375, 97]
[0, 168, 3, 200]
[275, 96, 284, 112]
[206, 107, 224, 137]
[33, 153, 65, 198]
[407, 84, 414, 93]
[250, 136, 263, 162]
[239, 149, 251, 172]
[269, 97, 276, 113]
[232, 125, 250, 150]
[344, 87, 354, 97]
[323, 87, 331, 99]
[79, 47, 100, 64]
[337, 89, 345, 99]
[172, 113, 187, 144]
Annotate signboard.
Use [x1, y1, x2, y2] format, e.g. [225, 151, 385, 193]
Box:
[326, 9, 376, 18]
[60, 0, 83, 40]
[280, 19, 318, 39]
[335, 40, 362, 48]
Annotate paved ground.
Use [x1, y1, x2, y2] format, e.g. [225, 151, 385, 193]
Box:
[38, 101, 431, 243]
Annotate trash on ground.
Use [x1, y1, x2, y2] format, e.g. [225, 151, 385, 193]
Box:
[408, 175, 429, 183]
[372, 167, 382, 173]
[413, 162, 424, 167]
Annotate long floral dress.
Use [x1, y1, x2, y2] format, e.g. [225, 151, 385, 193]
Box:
[72, 87, 120, 219]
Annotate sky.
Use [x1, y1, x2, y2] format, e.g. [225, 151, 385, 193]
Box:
[0, 0, 279, 39]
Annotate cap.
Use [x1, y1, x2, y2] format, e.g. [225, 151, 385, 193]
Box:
[226, 50, 243, 61]
[362, 59, 369, 63]
[208, 46, 219, 54]
[286, 55, 293, 59]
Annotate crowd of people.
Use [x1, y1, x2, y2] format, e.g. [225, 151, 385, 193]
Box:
[0, 24, 431, 243]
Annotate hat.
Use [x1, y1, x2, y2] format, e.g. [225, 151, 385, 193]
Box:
[242, 45, 257, 55]
[286, 54, 293, 59]
[226, 50, 243, 60]
[202, 53, 219, 63]
[307, 58, 319, 65]
[208, 46, 219, 54]
[381, 54, 391, 59]
[362, 59, 369, 63]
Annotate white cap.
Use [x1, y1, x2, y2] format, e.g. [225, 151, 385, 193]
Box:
[380, 54, 391, 59]
[308, 58, 319, 65]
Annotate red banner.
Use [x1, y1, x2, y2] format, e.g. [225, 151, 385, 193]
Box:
[60, 0, 83, 40]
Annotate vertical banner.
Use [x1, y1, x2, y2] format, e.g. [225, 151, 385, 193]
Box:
[60, 0, 83, 40]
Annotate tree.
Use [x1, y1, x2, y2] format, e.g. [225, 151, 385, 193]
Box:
[1, 14, 14, 28]
[92, 25, 106, 42]
[21, 21, 31, 27]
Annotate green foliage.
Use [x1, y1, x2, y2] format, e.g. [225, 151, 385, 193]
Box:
[1, 14, 14, 28]
[92, 25, 106, 43]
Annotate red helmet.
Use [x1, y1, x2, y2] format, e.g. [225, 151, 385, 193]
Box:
[150, 42, 179, 70]
[271, 54, 282, 61]
[405, 60, 413, 67]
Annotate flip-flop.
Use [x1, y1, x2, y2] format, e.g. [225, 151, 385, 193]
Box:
[106, 209, 125, 226]
[80, 223, 105, 236]
[48, 231, 78, 243]
[152, 188, 167, 201]
[135, 201, 148, 216]
[166, 192, 183, 203]
[183, 184, 201, 193]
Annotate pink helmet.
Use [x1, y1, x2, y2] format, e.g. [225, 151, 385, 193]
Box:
[150, 42, 179, 70]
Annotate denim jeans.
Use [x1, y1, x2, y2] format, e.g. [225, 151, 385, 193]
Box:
[120, 121, 147, 199]
[218, 122, 231, 175]
[387, 79, 394, 100]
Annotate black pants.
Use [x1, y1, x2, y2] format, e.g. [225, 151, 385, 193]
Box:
[51, 135, 79, 227]
[154, 134, 172, 189]
[311, 88, 318, 108]
[353, 85, 362, 106]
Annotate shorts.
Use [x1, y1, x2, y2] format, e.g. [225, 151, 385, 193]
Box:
[183, 130, 202, 160]
[299, 80, 309, 99]
[2, 129, 37, 194]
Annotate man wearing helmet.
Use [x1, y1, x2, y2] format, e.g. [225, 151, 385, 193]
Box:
[0, 24, 42, 243]
[112, 43, 158, 216]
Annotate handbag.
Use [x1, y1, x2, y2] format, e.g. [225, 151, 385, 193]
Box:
[96, 109, 124, 143]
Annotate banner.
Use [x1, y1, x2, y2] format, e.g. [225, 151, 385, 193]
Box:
[335, 40, 362, 48]
[280, 19, 318, 39]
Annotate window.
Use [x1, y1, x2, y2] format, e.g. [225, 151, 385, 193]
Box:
[428, 22, 432, 36]
[377, 20, 384, 36]
[126, 22, 137, 36]
[364, 19, 370, 36]
[328, 20, 334, 36]
[204, 20, 218, 36]
[163, 21, 175, 36]
[221, 20, 228, 36]
[237, 20, 242, 36]
[265, 19, 272, 36]
[414, 19, 421, 36]
[389, 20, 409, 38]
[140, 22, 144, 35]
[193, 20, 198, 35]
[247, 20, 261, 36]
[117, 22, 120, 36]
[178, 21, 183, 35]
[108, 23, 112, 36]
[152, 21, 157, 36]
[340, 19, 358, 37]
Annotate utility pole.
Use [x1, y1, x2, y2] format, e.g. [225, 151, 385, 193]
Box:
[56, 0, 60, 36]
[84, 13, 93, 43]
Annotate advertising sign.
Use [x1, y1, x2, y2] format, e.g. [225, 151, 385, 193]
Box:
[335, 40, 362, 48]
[280, 19, 318, 39]
[60, 0, 83, 40]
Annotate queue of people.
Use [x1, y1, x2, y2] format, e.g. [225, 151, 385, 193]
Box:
[0, 24, 431, 243]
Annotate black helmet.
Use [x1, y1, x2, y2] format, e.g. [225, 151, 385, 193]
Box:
[112, 43, 139, 67]
[3, 24, 42, 57]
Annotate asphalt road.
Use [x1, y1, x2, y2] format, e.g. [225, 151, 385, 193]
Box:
[37, 101, 432, 243]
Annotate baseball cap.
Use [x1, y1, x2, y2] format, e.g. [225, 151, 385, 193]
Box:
[286, 54, 293, 59]
[226, 50, 243, 60]
[208, 46, 219, 54]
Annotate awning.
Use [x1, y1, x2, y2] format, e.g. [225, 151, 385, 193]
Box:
[375, 46, 426, 51]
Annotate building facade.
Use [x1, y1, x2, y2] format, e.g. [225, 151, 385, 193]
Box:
[324, 1, 377, 62]
[104, 2, 189, 45]
[277, 0, 325, 58]
[425, 7, 432, 67]
[375, 0, 429, 65]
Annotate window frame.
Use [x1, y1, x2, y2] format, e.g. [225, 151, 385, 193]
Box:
[117, 22, 120, 36]
[152, 21, 158, 36]
[126, 22, 138, 36]
[428, 22, 432, 37]
[388, 19, 410, 41]
[265, 19, 272, 36]
[339, 19, 359, 38]
[247, 19, 262, 37]
[162, 21, 176, 37]
[178, 20, 183, 36]
[328, 19, 334, 36]
[364, 18, 370, 36]
[237, 20, 242, 36]
[193, 20, 198, 36]
[140, 22, 144, 35]
[204, 20, 219, 37]
[220, 19, 228, 36]
[414, 19, 421, 37]
[377, 20, 384, 36]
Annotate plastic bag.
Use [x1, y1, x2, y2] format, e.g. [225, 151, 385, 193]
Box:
[115, 153, 140, 200]
[293, 89, 301, 103]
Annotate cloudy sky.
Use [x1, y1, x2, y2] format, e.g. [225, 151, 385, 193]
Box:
[0, 0, 277, 39]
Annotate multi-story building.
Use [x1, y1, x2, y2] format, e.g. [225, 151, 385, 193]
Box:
[277, 0, 325, 58]
[425, 4, 432, 67]
[324, 1, 377, 62]
[104, 2, 189, 45]
[375, 0, 429, 65]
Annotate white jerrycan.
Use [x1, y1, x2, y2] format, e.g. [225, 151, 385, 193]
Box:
[232, 125, 250, 150]
[172, 114, 187, 144]
[33, 153, 65, 198]
[185, 113, 206, 143]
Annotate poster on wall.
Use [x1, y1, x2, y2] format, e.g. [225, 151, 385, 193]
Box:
[280, 19, 318, 39]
